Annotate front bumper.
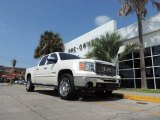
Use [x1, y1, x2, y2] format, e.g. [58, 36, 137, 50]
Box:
[74, 76, 120, 91]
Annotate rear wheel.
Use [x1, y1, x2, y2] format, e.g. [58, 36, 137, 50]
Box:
[26, 76, 35, 92]
[58, 73, 75, 100]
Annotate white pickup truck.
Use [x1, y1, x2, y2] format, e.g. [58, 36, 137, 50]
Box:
[25, 52, 120, 99]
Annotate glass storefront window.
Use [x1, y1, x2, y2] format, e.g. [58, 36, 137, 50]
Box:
[134, 59, 140, 68]
[119, 60, 133, 69]
[136, 79, 141, 88]
[133, 57, 152, 68]
[144, 47, 151, 57]
[156, 79, 160, 89]
[154, 67, 160, 77]
[119, 70, 134, 78]
[153, 56, 160, 66]
[145, 57, 152, 67]
[134, 68, 154, 78]
[120, 79, 134, 88]
[120, 79, 126, 88]
[133, 47, 151, 58]
[146, 79, 155, 89]
[146, 68, 153, 78]
[117, 45, 160, 89]
[118, 53, 132, 61]
[133, 51, 140, 58]
[152, 45, 160, 55]
[135, 69, 141, 78]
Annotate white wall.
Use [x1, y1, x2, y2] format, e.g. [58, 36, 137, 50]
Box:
[124, 30, 160, 48]
[64, 20, 117, 57]
[117, 13, 160, 54]
[65, 13, 160, 57]
[117, 13, 160, 40]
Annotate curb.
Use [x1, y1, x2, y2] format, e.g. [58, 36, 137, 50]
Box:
[112, 93, 160, 103]
[113, 93, 160, 103]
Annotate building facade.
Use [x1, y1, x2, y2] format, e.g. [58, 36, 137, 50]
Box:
[64, 20, 117, 57]
[64, 13, 160, 89]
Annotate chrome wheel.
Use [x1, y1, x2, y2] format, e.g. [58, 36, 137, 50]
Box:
[58, 73, 75, 100]
[59, 77, 70, 97]
[26, 81, 30, 90]
[26, 77, 34, 92]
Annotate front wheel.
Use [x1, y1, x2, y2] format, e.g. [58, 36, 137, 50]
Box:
[26, 77, 35, 92]
[58, 73, 75, 100]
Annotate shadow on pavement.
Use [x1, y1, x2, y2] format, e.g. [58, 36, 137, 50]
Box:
[77, 93, 122, 102]
[35, 90, 59, 97]
[35, 89, 122, 102]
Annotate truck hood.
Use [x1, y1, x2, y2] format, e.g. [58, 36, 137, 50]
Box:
[81, 59, 114, 66]
[60, 59, 114, 66]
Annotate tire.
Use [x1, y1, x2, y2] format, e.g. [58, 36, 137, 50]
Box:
[95, 90, 112, 97]
[26, 76, 35, 92]
[58, 73, 75, 100]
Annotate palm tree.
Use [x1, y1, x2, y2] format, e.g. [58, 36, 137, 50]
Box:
[11, 59, 17, 73]
[118, 0, 160, 88]
[11, 59, 17, 84]
[85, 32, 123, 62]
[34, 31, 64, 58]
[119, 43, 140, 60]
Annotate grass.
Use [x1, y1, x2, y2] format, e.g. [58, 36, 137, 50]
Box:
[119, 88, 160, 94]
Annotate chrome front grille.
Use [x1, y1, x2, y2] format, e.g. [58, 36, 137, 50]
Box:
[95, 63, 116, 76]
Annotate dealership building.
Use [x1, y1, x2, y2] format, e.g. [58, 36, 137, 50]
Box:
[64, 13, 160, 89]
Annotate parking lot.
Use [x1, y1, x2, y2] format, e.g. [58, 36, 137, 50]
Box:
[0, 84, 160, 120]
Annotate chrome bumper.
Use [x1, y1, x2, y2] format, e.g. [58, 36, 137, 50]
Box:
[74, 76, 120, 91]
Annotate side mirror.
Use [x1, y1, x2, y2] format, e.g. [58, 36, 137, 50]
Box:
[47, 56, 57, 62]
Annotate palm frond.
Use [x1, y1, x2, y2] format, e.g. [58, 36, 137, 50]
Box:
[34, 31, 64, 59]
[11, 59, 17, 67]
[118, 0, 148, 19]
[119, 43, 139, 59]
[152, 1, 160, 10]
[85, 32, 123, 62]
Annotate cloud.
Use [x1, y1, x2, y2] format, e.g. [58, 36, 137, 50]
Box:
[95, 16, 112, 27]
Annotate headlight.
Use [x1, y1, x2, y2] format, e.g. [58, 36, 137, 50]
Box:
[79, 62, 95, 72]
[116, 75, 121, 80]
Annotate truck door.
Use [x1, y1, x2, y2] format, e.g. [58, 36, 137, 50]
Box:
[34, 55, 48, 84]
[43, 53, 58, 85]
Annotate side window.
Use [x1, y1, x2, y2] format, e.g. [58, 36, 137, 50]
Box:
[47, 54, 58, 65]
[39, 56, 48, 66]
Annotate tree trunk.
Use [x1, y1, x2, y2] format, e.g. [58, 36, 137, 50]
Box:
[137, 14, 147, 88]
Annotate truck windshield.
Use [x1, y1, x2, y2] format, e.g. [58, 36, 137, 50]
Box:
[59, 53, 80, 60]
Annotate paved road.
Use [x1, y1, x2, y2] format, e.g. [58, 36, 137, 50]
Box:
[0, 84, 160, 120]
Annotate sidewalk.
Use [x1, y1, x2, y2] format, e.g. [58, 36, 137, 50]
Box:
[113, 90, 160, 103]
[0, 83, 9, 86]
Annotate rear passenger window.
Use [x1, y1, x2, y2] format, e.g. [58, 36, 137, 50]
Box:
[39, 56, 48, 66]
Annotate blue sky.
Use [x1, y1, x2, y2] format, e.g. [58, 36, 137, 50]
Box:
[0, 0, 159, 68]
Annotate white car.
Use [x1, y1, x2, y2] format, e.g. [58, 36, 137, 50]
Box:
[25, 52, 120, 100]
[14, 80, 25, 84]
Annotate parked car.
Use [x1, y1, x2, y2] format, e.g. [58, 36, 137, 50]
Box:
[25, 52, 121, 100]
[14, 79, 25, 84]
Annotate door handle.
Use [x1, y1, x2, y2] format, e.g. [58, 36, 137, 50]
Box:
[44, 67, 47, 70]
[36, 68, 39, 70]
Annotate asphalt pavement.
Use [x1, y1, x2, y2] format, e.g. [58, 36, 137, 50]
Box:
[0, 84, 160, 120]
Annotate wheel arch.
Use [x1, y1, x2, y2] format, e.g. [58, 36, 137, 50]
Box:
[58, 69, 73, 84]
[26, 73, 31, 81]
